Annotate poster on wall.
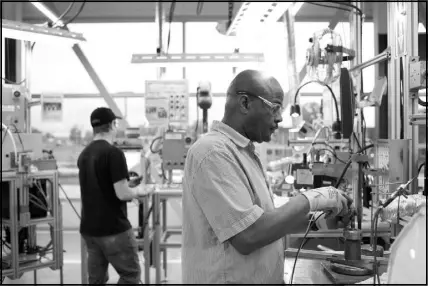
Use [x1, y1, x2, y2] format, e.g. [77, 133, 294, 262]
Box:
[145, 80, 189, 127]
[41, 93, 63, 122]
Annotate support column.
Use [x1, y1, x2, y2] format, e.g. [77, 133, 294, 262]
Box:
[349, 1, 364, 229]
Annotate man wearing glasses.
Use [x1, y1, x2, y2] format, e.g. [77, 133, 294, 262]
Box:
[182, 70, 352, 284]
[78, 107, 145, 284]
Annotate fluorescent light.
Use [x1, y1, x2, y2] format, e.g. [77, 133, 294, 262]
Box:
[2, 19, 86, 45]
[31, 2, 64, 26]
[226, 2, 293, 36]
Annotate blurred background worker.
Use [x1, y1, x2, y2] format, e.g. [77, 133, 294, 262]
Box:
[182, 70, 353, 284]
[78, 107, 145, 284]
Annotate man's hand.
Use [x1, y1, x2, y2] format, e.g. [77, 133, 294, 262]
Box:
[302, 187, 353, 218]
[128, 176, 143, 188]
[313, 207, 356, 230]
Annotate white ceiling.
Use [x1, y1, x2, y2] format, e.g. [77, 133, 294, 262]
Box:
[17, 1, 375, 24]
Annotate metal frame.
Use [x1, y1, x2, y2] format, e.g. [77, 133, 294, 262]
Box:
[1, 170, 63, 284]
[142, 188, 182, 285]
[131, 53, 265, 64]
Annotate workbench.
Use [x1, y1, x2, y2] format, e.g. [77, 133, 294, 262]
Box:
[142, 186, 182, 285]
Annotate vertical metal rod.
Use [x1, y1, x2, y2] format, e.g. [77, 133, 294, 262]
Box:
[143, 195, 150, 285]
[182, 22, 186, 79]
[350, 1, 364, 229]
[34, 270, 37, 284]
[153, 192, 161, 284]
[24, 41, 32, 133]
[162, 199, 167, 279]
[407, 2, 419, 194]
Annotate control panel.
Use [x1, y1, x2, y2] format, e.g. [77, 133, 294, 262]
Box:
[169, 93, 188, 123]
[161, 131, 192, 170]
[2, 84, 29, 132]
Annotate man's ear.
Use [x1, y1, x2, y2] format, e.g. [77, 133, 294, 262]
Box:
[238, 94, 250, 114]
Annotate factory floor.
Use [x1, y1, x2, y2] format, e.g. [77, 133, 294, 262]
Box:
[3, 231, 183, 285]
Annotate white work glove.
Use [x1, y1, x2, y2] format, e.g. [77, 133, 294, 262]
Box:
[302, 186, 351, 218]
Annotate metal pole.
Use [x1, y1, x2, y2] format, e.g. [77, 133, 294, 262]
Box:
[349, 1, 364, 229]
[348, 48, 391, 73]
[405, 2, 419, 194]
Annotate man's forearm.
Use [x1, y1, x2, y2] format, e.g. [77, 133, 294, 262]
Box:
[233, 195, 311, 254]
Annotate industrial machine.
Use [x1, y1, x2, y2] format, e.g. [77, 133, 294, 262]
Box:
[279, 2, 426, 284]
[1, 84, 63, 284]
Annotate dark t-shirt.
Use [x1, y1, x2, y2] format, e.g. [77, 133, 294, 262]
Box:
[77, 140, 131, 237]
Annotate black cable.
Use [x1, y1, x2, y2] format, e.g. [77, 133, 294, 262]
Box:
[290, 212, 323, 284]
[196, 1, 204, 15]
[195, 88, 200, 136]
[418, 97, 427, 107]
[306, 2, 354, 14]
[1, 77, 26, 85]
[335, 2, 364, 16]
[315, 148, 347, 164]
[150, 136, 163, 154]
[58, 183, 81, 220]
[166, 0, 176, 54]
[10, 124, 24, 150]
[52, 1, 75, 27]
[418, 162, 425, 175]
[334, 144, 374, 188]
[63, 1, 86, 26]
[294, 80, 340, 123]
[2, 126, 8, 144]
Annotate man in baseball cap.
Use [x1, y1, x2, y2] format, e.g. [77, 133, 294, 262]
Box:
[90, 107, 122, 128]
[77, 107, 145, 284]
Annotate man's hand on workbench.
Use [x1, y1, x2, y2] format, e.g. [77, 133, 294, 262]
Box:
[302, 187, 352, 218]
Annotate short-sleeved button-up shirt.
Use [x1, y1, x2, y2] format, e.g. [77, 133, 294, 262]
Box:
[182, 120, 285, 284]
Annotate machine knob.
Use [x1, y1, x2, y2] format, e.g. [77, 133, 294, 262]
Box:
[13, 91, 21, 98]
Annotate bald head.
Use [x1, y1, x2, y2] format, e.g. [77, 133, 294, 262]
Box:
[227, 70, 282, 101]
[222, 69, 284, 143]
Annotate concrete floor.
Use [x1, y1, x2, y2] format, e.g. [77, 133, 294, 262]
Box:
[3, 231, 183, 285]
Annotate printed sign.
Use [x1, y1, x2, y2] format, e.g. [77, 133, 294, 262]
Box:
[145, 80, 189, 127]
[41, 93, 63, 121]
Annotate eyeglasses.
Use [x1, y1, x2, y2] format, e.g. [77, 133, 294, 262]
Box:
[237, 91, 284, 115]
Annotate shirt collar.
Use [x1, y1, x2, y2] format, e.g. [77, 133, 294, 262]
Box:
[211, 120, 252, 149]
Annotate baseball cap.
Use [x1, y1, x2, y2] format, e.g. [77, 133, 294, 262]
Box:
[90, 107, 122, 127]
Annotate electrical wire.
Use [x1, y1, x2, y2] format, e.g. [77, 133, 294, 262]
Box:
[290, 212, 324, 284]
[58, 183, 81, 220]
[166, 0, 176, 54]
[294, 80, 340, 123]
[306, 2, 355, 14]
[52, 1, 75, 27]
[315, 148, 347, 164]
[150, 136, 163, 154]
[334, 144, 374, 188]
[10, 124, 24, 150]
[1, 77, 26, 85]
[196, 1, 204, 15]
[335, 2, 364, 16]
[63, 1, 86, 26]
